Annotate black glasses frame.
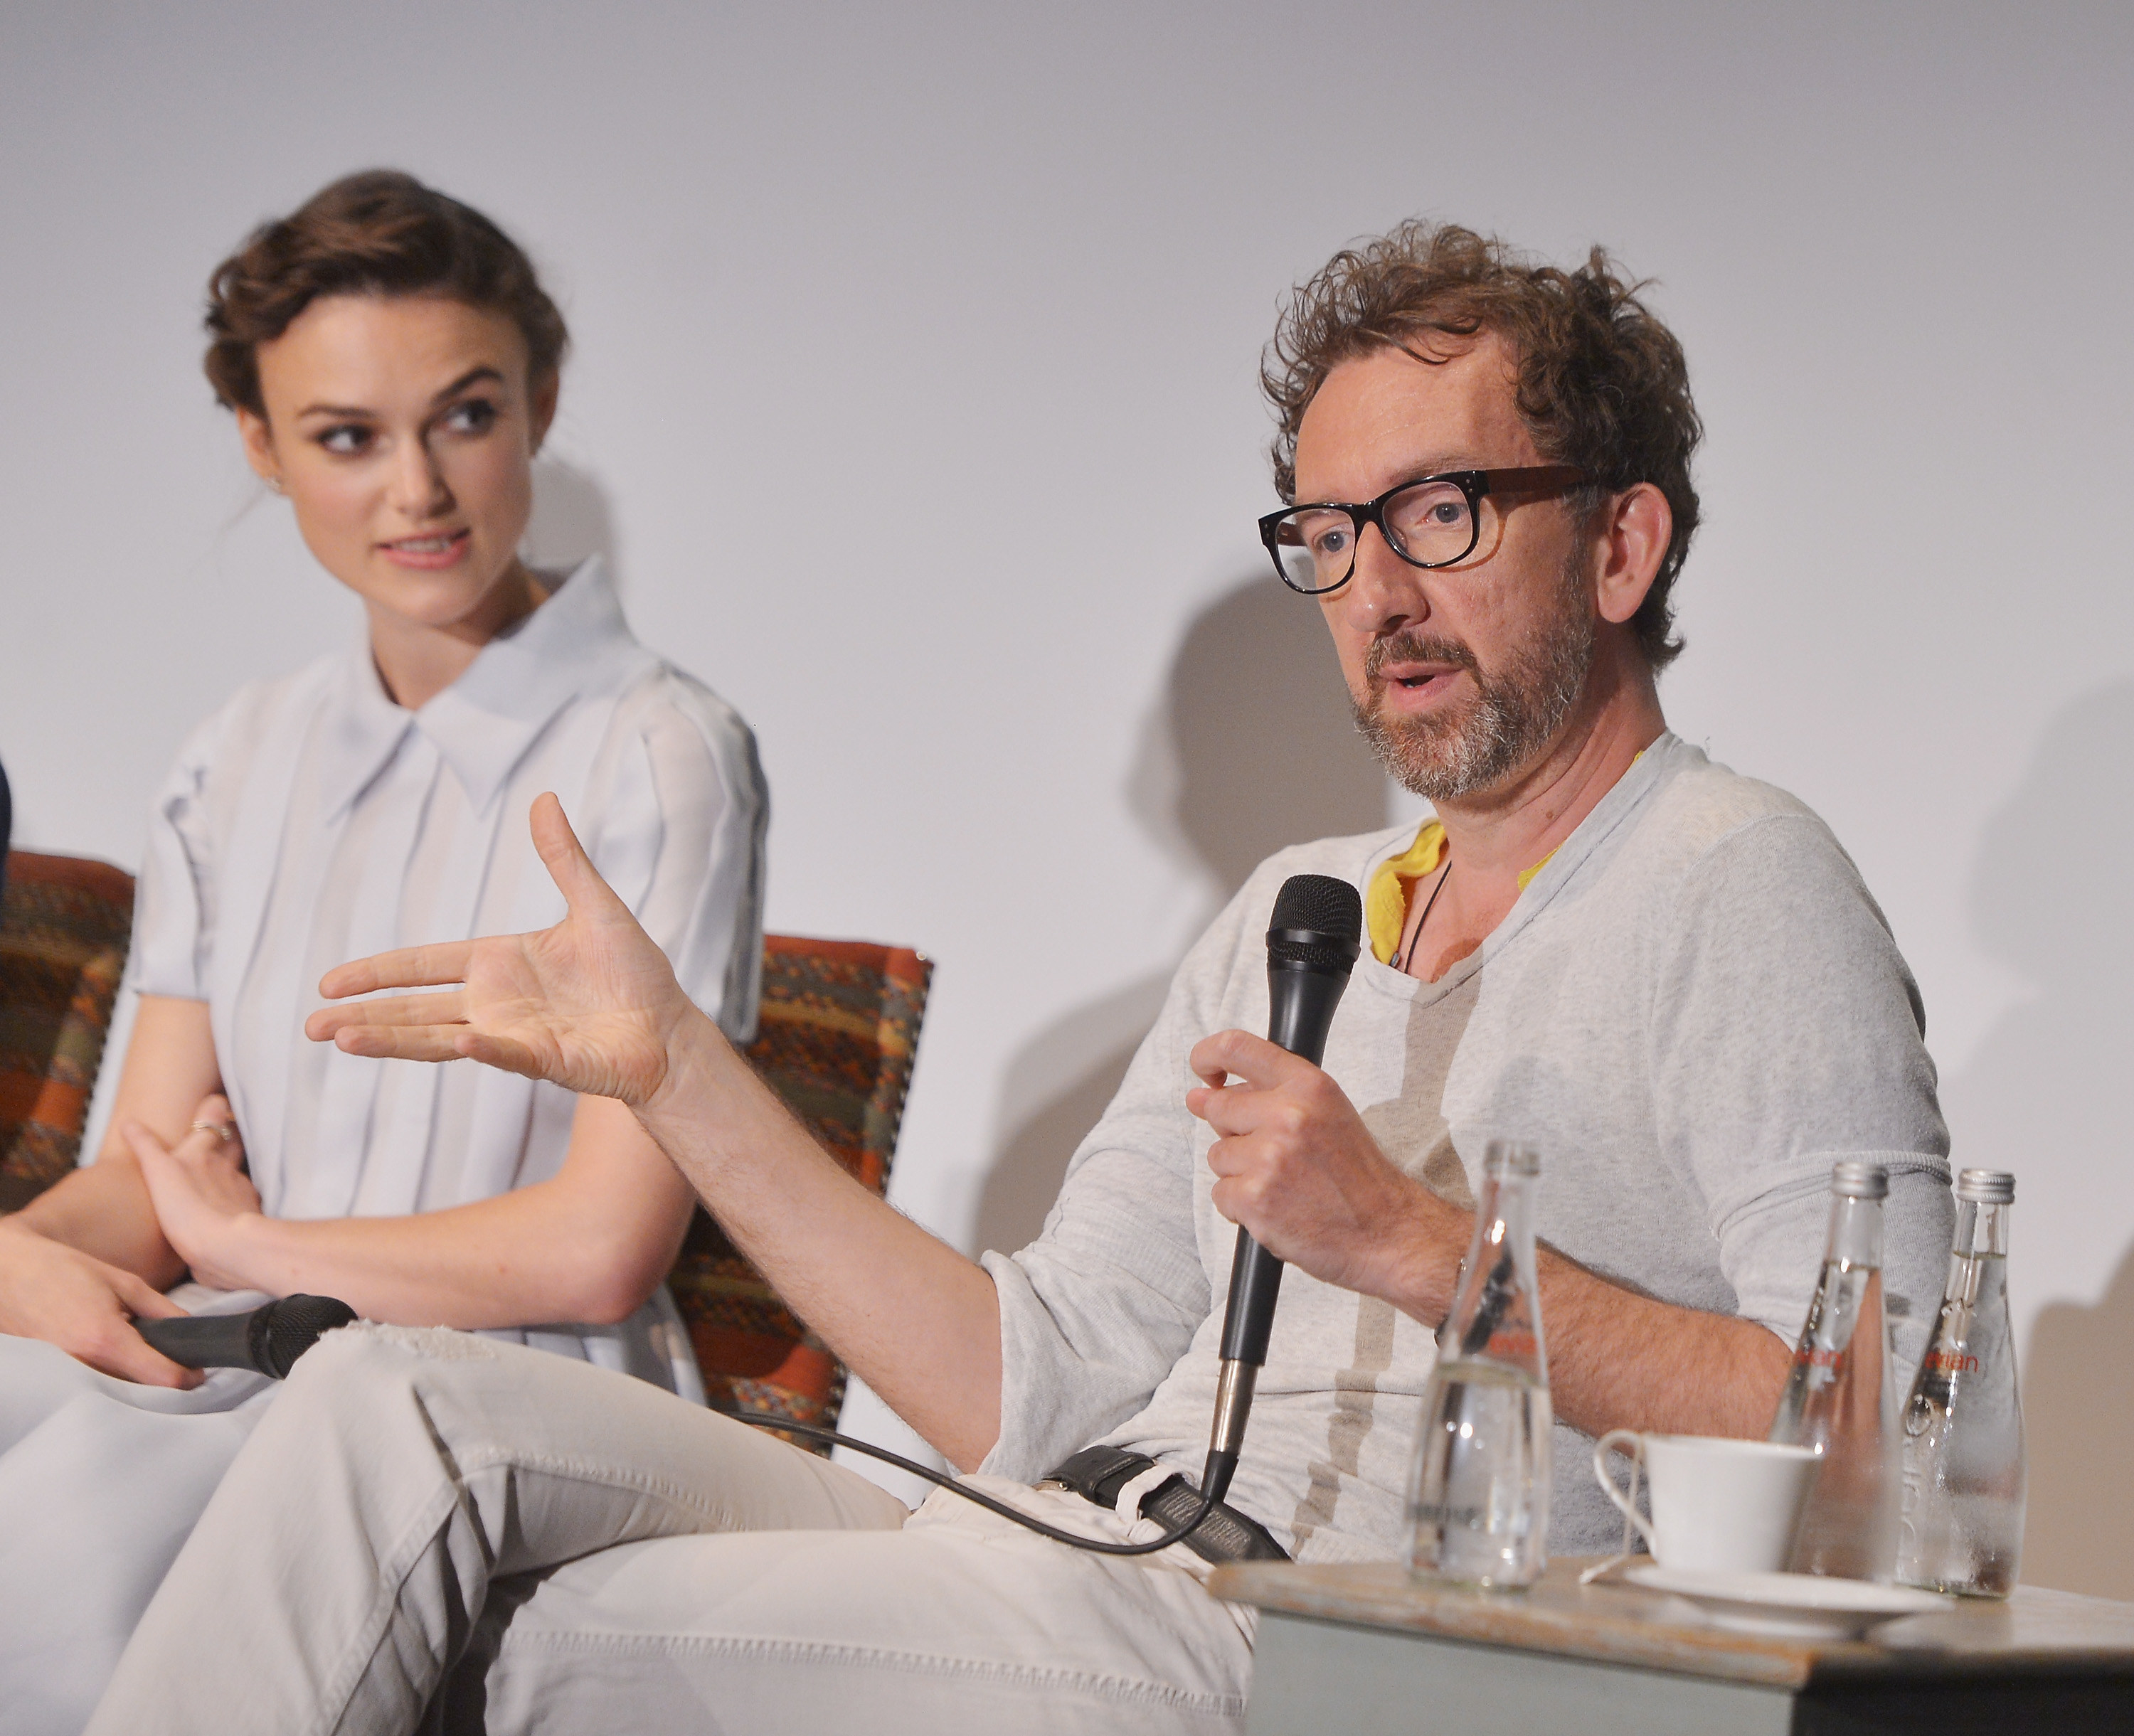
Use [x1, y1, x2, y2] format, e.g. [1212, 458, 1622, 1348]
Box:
[1259, 464, 1587, 595]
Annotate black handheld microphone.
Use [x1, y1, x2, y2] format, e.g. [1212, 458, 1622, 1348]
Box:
[1203, 873, 1362, 1505]
[138, 1294, 358, 1379]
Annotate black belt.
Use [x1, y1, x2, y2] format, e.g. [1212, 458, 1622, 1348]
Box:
[1041, 1445, 1289, 1565]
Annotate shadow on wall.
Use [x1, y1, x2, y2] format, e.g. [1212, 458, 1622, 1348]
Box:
[2024, 1242, 2134, 1597]
[1938, 678, 2134, 1598]
[524, 457, 620, 584]
[973, 575, 1391, 1255]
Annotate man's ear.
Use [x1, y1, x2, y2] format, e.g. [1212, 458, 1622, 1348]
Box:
[235, 408, 280, 488]
[529, 368, 560, 455]
[1594, 483, 1672, 627]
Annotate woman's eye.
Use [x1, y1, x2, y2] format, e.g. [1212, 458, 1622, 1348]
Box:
[317, 424, 372, 456]
[442, 398, 499, 436]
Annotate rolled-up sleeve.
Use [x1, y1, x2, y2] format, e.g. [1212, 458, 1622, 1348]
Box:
[1653, 811, 1954, 1363]
[977, 935, 1240, 1482]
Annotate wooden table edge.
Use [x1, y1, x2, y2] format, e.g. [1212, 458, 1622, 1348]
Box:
[1208, 1558, 2134, 1691]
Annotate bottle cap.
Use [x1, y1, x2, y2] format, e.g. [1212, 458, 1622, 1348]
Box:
[1830, 1160, 1889, 1199]
[1955, 1168, 2015, 1204]
[1483, 1139, 1541, 1178]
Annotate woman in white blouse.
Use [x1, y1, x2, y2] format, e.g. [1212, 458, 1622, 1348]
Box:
[0, 171, 765, 1728]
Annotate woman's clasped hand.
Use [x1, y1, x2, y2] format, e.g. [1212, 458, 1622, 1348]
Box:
[122, 1095, 263, 1296]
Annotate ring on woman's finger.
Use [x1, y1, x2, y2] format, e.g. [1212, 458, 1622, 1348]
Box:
[188, 1119, 237, 1144]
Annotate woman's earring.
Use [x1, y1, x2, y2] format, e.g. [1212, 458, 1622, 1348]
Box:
[265, 474, 285, 495]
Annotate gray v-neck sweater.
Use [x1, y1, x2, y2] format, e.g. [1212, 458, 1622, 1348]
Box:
[979, 734, 1953, 1561]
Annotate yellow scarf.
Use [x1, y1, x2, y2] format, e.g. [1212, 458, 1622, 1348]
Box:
[1367, 752, 1643, 963]
[1364, 821, 1558, 965]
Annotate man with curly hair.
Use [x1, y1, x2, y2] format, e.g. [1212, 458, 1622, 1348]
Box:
[92, 224, 1953, 1736]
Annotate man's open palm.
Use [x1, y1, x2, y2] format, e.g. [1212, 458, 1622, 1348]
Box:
[305, 794, 696, 1107]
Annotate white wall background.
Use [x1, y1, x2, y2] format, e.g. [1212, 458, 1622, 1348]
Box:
[4, 1, 2129, 1590]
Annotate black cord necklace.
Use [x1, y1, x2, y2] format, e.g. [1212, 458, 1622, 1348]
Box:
[1392, 861, 1452, 976]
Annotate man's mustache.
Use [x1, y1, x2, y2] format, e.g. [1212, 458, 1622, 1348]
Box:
[1363, 630, 1481, 690]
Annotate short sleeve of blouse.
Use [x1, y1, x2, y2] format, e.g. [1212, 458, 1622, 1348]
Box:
[127, 706, 235, 1001]
[581, 671, 769, 1045]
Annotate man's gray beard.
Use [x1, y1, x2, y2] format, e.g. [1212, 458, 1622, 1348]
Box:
[1352, 580, 1596, 804]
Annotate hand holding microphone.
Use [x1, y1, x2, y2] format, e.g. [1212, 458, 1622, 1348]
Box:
[137, 1294, 358, 1379]
[1191, 873, 1362, 1504]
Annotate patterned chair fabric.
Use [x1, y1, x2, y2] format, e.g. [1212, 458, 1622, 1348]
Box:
[0, 852, 135, 1214]
[669, 935, 931, 1443]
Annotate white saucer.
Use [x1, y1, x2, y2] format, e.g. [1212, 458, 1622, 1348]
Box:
[1622, 1565, 1951, 1639]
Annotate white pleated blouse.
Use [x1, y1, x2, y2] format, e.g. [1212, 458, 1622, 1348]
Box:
[126, 558, 766, 1393]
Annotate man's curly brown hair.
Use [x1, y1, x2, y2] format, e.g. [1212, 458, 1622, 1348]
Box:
[1263, 221, 1702, 669]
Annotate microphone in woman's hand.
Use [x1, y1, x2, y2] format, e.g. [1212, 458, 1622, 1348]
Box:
[138, 1294, 359, 1379]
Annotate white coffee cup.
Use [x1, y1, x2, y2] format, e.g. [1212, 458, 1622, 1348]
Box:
[1592, 1431, 1820, 1575]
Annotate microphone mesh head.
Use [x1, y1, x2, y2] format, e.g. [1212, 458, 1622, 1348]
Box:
[1267, 874, 1362, 971]
[1270, 873, 1363, 940]
[258, 1294, 359, 1378]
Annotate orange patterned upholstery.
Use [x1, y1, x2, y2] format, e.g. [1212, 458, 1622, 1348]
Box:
[0, 851, 135, 1213]
[668, 936, 931, 1442]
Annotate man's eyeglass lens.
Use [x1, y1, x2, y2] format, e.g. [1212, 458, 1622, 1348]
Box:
[1268, 478, 1479, 594]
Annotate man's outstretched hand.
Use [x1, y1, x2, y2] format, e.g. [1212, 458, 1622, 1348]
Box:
[305, 794, 701, 1107]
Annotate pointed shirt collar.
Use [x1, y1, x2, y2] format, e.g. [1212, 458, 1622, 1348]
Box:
[313, 557, 649, 821]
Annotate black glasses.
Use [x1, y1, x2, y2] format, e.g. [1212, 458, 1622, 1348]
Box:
[1259, 465, 1586, 595]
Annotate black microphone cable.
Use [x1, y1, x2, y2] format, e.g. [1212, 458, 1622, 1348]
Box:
[725, 1413, 1221, 1558]
[139, 1301, 1221, 1557]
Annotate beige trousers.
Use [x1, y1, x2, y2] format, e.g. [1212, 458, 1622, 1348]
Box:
[88, 1324, 1253, 1735]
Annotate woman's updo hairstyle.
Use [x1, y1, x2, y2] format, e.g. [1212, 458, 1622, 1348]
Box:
[204, 169, 569, 417]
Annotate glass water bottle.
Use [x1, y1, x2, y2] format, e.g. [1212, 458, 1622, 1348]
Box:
[1408, 1142, 1551, 1588]
[1769, 1160, 1900, 1580]
[1896, 1168, 2024, 1597]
